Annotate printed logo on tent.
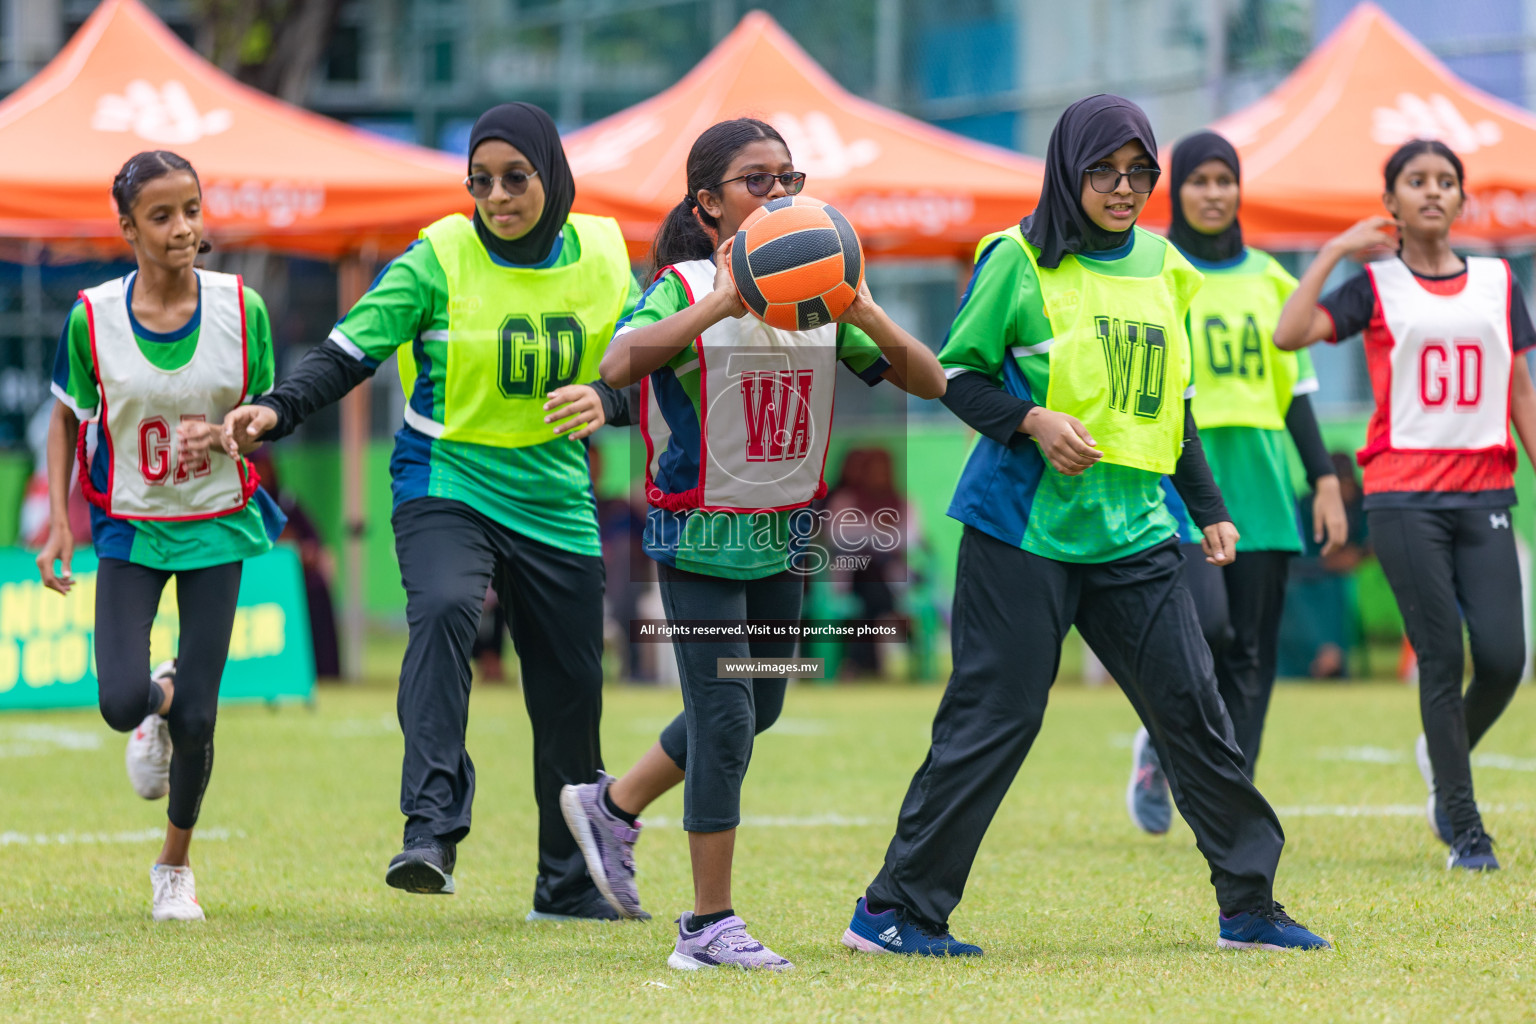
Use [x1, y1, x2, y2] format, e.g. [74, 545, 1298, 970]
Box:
[92, 80, 232, 144]
[845, 193, 974, 237]
[773, 112, 879, 179]
[566, 115, 664, 175]
[1372, 93, 1501, 153]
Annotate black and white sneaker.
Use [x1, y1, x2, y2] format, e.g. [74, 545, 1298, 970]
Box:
[386, 836, 457, 894]
[526, 886, 652, 922]
[1446, 827, 1499, 872]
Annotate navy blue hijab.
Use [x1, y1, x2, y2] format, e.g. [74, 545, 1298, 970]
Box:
[1168, 130, 1244, 263]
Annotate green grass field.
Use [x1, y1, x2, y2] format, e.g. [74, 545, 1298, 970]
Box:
[2, 679, 1533, 1023]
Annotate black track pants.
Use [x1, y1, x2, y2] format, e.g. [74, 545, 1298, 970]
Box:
[95, 557, 242, 830]
[1369, 506, 1525, 838]
[866, 528, 1284, 931]
[392, 497, 605, 914]
[1179, 545, 1293, 775]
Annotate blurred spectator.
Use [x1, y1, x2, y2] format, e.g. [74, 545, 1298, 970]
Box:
[823, 447, 911, 679]
[1278, 453, 1370, 679]
[251, 450, 340, 679]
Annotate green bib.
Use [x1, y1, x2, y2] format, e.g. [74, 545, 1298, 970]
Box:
[404, 212, 630, 447]
[985, 227, 1201, 475]
[1188, 250, 1298, 431]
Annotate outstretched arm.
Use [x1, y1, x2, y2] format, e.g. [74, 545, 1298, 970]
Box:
[1274, 217, 1397, 351]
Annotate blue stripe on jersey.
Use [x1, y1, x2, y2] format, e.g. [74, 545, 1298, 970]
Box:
[618, 271, 676, 330]
[650, 366, 701, 497]
[333, 240, 422, 372]
[389, 425, 434, 508]
[87, 434, 134, 560]
[945, 357, 1044, 548]
[1159, 477, 1198, 543]
[409, 332, 436, 420]
[51, 301, 82, 394]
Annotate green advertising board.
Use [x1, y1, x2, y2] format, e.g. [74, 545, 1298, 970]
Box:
[0, 546, 314, 711]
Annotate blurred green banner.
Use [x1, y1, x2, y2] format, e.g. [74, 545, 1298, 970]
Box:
[0, 546, 314, 711]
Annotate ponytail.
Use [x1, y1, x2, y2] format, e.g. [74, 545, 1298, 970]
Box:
[646, 118, 789, 279]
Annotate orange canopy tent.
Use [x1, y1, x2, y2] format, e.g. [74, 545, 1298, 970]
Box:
[563, 11, 1045, 261]
[1146, 3, 1536, 249]
[0, 0, 470, 260]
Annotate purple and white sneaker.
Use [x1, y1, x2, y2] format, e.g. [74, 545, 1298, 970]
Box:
[667, 913, 794, 971]
[559, 772, 646, 919]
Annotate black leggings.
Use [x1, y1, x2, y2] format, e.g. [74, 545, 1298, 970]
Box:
[1369, 507, 1526, 838]
[1179, 544, 1292, 776]
[95, 558, 243, 830]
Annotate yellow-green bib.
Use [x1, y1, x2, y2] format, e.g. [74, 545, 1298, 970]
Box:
[1187, 253, 1298, 431]
[985, 226, 1202, 475]
[404, 212, 630, 448]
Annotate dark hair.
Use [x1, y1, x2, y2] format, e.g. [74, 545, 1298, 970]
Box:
[1384, 139, 1466, 195]
[646, 118, 788, 277]
[112, 150, 212, 254]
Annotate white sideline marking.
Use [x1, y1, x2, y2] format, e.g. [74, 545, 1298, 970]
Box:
[327, 715, 398, 738]
[0, 725, 104, 758]
[1274, 803, 1529, 818]
[0, 827, 244, 847]
[1317, 746, 1536, 772]
[643, 814, 879, 828]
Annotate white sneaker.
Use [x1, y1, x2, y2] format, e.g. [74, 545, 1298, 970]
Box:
[150, 864, 205, 921]
[125, 662, 175, 799]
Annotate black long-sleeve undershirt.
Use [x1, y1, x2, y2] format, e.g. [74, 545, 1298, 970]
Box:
[252, 338, 638, 441]
[1284, 393, 1335, 487]
[940, 369, 1231, 528]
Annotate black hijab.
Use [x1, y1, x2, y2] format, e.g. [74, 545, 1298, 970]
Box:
[1022, 94, 1159, 269]
[1168, 130, 1244, 264]
[468, 102, 575, 265]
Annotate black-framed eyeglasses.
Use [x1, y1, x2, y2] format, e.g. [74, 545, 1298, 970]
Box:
[1085, 165, 1159, 194]
[464, 170, 540, 198]
[706, 171, 807, 197]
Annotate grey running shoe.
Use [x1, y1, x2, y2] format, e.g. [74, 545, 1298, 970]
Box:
[1415, 734, 1453, 846]
[667, 913, 793, 971]
[560, 772, 647, 918]
[1126, 727, 1172, 835]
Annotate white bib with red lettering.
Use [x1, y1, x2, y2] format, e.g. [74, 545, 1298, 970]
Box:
[1370, 256, 1512, 453]
[640, 259, 838, 512]
[84, 270, 251, 520]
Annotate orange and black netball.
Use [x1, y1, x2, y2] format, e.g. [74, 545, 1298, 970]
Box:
[729, 196, 864, 331]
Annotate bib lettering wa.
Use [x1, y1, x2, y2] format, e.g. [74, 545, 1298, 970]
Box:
[987, 228, 1199, 474]
[1189, 255, 1299, 430]
[405, 213, 630, 447]
[641, 259, 838, 512]
[1368, 256, 1513, 455]
[83, 270, 255, 521]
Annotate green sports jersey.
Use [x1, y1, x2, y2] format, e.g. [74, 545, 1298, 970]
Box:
[1179, 249, 1314, 552]
[332, 222, 642, 557]
[626, 270, 889, 579]
[50, 284, 281, 570]
[942, 230, 1200, 564]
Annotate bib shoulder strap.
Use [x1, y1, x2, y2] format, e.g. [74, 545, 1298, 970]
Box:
[420, 212, 475, 254]
[657, 259, 716, 303]
[81, 274, 129, 306]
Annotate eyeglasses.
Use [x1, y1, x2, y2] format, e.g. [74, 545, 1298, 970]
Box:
[706, 171, 807, 197]
[1085, 165, 1159, 194]
[464, 170, 540, 198]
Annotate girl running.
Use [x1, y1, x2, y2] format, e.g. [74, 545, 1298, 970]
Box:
[1125, 130, 1349, 834]
[559, 117, 945, 971]
[223, 103, 643, 919]
[839, 95, 1329, 956]
[1274, 139, 1535, 871]
[37, 150, 283, 921]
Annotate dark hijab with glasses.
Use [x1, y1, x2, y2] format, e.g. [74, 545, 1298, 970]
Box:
[1022, 94, 1160, 270]
[467, 102, 576, 266]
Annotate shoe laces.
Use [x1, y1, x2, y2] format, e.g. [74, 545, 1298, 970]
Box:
[1454, 827, 1495, 856]
[154, 866, 194, 903]
[710, 921, 764, 953]
[1263, 903, 1298, 929]
[146, 717, 171, 761]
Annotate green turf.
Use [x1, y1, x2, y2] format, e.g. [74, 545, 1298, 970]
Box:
[2, 680, 1533, 1023]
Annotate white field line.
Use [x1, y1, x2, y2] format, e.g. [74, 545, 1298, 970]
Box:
[1274, 803, 1530, 818]
[0, 827, 244, 847]
[0, 725, 104, 758]
[1317, 746, 1536, 771]
[642, 814, 880, 828]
